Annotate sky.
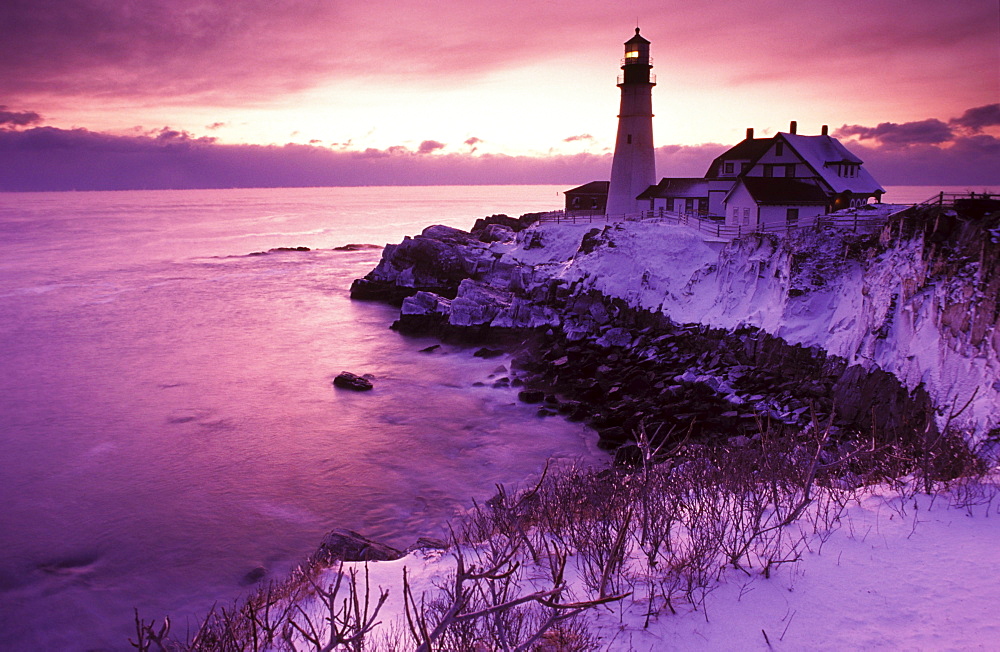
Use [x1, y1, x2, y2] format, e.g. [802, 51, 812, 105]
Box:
[0, 0, 998, 191]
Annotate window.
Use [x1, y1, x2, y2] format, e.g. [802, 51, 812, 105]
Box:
[685, 198, 695, 214]
[763, 165, 773, 178]
[724, 162, 734, 174]
[775, 141, 784, 156]
[786, 208, 799, 226]
[627, 134, 632, 144]
[743, 208, 751, 225]
[732, 207, 739, 221]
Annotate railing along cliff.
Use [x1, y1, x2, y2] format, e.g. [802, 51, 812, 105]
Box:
[539, 207, 905, 240]
[916, 191, 997, 209]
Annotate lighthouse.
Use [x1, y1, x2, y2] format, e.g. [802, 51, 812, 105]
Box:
[606, 28, 656, 217]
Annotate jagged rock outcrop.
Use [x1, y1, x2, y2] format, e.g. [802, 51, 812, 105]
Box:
[350, 225, 495, 304]
[353, 203, 1000, 446]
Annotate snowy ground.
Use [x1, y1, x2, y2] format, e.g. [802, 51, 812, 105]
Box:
[272, 214, 1000, 650]
[487, 217, 1000, 437]
[596, 488, 1000, 651]
[299, 478, 1000, 651]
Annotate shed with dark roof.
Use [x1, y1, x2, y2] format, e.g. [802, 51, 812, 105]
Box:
[565, 181, 610, 214]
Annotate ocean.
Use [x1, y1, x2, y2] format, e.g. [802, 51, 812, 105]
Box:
[0, 183, 986, 649]
[0, 185, 597, 650]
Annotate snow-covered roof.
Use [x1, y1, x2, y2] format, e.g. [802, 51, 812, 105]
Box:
[637, 177, 708, 199]
[728, 177, 830, 205]
[781, 133, 884, 195]
[705, 138, 772, 177]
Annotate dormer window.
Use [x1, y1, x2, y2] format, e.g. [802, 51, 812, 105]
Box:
[838, 163, 858, 178]
[724, 162, 734, 174]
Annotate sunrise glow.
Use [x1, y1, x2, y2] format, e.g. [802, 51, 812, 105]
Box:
[0, 0, 997, 189]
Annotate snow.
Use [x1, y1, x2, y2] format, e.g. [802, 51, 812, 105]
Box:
[781, 133, 883, 195]
[263, 216, 1000, 649]
[488, 218, 1000, 437]
[599, 489, 1000, 651]
[300, 480, 1000, 651]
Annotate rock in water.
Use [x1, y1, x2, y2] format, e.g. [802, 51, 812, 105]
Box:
[315, 529, 404, 562]
[333, 372, 374, 391]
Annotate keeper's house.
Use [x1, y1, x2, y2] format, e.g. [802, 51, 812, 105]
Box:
[568, 122, 885, 229]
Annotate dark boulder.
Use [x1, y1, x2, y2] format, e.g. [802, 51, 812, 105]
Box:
[240, 566, 268, 586]
[333, 372, 374, 391]
[474, 347, 505, 359]
[315, 529, 405, 563]
[470, 214, 525, 233]
[518, 389, 545, 404]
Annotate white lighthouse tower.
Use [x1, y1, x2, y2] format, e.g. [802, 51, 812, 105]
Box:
[606, 28, 656, 217]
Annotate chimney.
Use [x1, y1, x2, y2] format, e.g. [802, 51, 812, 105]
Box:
[789, 121, 797, 134]
[821, 124, 829, 136]
[746, 127, 754, 140]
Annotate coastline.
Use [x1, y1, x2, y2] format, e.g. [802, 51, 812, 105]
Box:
[157, 194, 1000, 648]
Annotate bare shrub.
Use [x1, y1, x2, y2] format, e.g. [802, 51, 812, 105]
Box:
[131, 403, 994, 650]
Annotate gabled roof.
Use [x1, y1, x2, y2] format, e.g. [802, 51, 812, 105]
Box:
[705, 138, 772, 177]
[780, 133, 884, 195]
[565, 181, 610, 195]
[637, 177, 708, 200]
[729, 177, 830, 205]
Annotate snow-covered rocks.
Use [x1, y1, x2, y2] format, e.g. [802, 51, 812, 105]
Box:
[358, 206, 1000, 437]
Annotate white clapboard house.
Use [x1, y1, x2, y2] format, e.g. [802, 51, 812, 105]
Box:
[638, 122, 884, 228]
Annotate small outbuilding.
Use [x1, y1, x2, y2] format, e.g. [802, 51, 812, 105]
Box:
[565, 181, 609, 214]
[637, 178, 709, 216]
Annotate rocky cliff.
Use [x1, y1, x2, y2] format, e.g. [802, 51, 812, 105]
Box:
[352, 204, 1000, 446]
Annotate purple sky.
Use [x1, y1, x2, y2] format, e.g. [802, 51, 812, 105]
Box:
[0, 0, 997, 191]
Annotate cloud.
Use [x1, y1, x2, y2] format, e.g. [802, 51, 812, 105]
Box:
[830, 105, 1000, 185]
[0, 107, 42, 128]
[152, 127, 216, 145]
[950, 103, 1000, 132]
[655, 144, 732, 178]
[846, 135, 1000, 186]
[0, 126, 611, 191]
[834, 105, 1000, 149]
[1, 114, 995, 192]
[206, 122, 227, 130]
[463, 137, 482, 154]
[417, 140, 446, 154]
[835, 119, 954, 146]
[564, 134, 595, 143]
[5, 0, 994, 113]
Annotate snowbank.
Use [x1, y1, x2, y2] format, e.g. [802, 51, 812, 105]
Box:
[490, 216, 1000, 436]
[306, 481, 1000, 651]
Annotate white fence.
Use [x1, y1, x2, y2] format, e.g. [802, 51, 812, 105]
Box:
[539, 207, 912, 241]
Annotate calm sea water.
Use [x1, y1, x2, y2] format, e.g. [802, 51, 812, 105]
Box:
[0, 183, 984, 649]
[0, 185, 598, 650]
